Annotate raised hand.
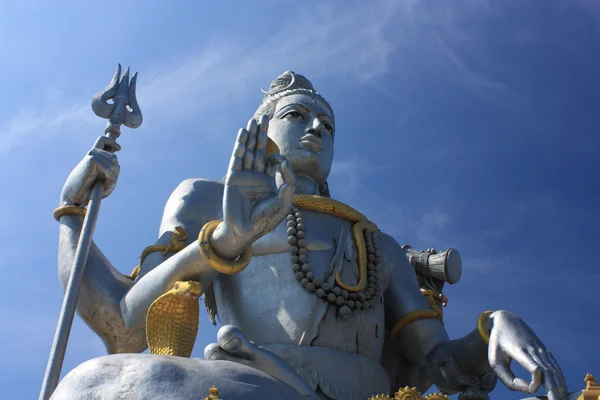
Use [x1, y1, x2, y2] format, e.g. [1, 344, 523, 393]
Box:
[211, 114, 296, 260]
[59, 136, 121, 207]
[488, 311, 568, 400]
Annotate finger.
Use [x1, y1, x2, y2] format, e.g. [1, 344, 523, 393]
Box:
[277, 159, 296, 200]
[247, 117, 259, 135]
[492, 363, 531, 392]
[265, 161, 276, 178]
[93, 136, 121, 153]
[545, 377, 562, 400]
[534, 351, 566, 400]
[253, 119, 268, 172]
[87, 151, 119, 197]
[527, 350, 559, 396]
[258, 114, 269, 136]
[512, 352, 544, 393]
[243, 119, 258, 170]
[489, 345, 531, 392]
[229, 128, 248, 172]
[545, 351, 568, 397]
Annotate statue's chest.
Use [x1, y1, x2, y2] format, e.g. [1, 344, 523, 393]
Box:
[212, 211, 386, 360]
[250, 211, 345, 279]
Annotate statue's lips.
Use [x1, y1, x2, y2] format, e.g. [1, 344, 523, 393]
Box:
[299, 134, 323, 152]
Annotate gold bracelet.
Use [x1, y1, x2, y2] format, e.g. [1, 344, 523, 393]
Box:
[477, 310, 494, 345]
[53, 205, 87, 221]
[198, 220, 252, 275]
[389, 309, 440, 340]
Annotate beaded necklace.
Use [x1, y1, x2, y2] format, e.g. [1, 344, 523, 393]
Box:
[288, 196, 382, 320]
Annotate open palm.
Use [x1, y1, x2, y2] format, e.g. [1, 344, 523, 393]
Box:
[216, 115, 295, 259]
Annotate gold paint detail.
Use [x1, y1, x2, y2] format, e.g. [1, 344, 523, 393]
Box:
[204, 386, 222, 400]
[198, 220, 252, 275]
[292, 195, 368, 223]
[423, 393, 451, 400]
[420, 288, 448, 307]
[292, 195, 376, 293]
[394, 386, 422, 400]
[477, 310, 494, 345]
[125, 226, 189, 281]
[368, 386, 449, 400]
[53, 205, 87, 221]
[147, 280, 202, 357]
[420, 289, 445, 324]
[389, 310, 441, 340]
[335, 221, 378, 292]
[578, 373, 600, 400]
[266, 137, 280, 156]
[125, 265, 141, 281]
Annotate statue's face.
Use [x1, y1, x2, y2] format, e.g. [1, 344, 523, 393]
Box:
[267, 93, 335, 183]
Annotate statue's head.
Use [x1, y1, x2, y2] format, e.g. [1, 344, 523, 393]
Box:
[255, 71, 335, 196]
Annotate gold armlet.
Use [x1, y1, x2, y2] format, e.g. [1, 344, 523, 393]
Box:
[53, 205, 86, 221]
[126, 227, 189, 281]
[390, 309, 440, 340]
[198, 220, 252, 275]
[477, 310, 494, 345]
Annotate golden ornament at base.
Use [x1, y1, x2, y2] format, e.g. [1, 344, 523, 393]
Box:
[204, 386, 222, 400]
[577, 373, 600, 400]
[368, 386, 449, 400]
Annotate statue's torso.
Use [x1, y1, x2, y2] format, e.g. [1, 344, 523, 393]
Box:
[212, 210, 391, 362]
[158, 179, 394, 361]
[154, 179, 404, 398]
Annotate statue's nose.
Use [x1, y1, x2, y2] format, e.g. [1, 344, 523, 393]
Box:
[305, 117, 324, 137]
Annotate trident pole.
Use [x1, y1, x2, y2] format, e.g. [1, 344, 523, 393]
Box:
[39, 64, 143, 400]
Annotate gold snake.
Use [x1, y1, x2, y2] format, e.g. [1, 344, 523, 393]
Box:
[147, 280, 202, 357]
[292, 195, 376, 292]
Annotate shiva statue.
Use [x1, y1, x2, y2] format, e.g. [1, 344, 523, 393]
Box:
[52, 71, 570, 400]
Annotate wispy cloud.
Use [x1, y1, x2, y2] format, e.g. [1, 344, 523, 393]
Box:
[329, 156, 407, 236]
[4, 1, 399, 151]
[413, 208, 452, 244]
[0, 102, 95, 153]
[0, 0, 520, 153]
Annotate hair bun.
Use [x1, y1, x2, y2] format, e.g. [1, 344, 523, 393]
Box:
[262, 71, 315, 95]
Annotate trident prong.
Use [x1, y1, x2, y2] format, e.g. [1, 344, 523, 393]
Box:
[91, 64, 143, 138]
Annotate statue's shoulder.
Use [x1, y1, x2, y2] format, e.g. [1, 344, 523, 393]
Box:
[169, 178, 224, 204]
[160, 178, 224, 232]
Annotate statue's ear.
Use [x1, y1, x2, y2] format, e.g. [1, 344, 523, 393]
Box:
[319, 181, 331, 198]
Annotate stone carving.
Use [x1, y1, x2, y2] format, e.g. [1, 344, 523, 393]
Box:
[48, 69, 576, 400]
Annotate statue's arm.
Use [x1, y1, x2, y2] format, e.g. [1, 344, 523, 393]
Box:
[58, 213, 144, 354]
[382, 234, 494, 395]
[58, 178, 226, 354]
[119, 178, 224, 334]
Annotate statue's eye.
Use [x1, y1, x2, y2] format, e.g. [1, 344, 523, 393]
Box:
[323, 124, 334, 134]
[286, 111, 303, 119]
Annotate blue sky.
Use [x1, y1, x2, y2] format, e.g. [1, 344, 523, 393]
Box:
[0, 1, 598, 399]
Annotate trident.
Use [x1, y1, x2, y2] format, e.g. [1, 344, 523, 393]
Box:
[39, 64, 143, 400]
